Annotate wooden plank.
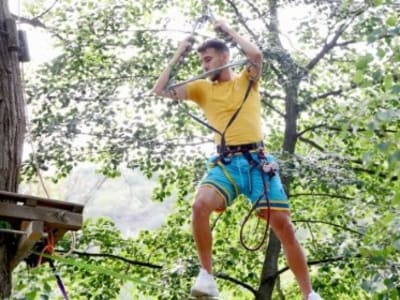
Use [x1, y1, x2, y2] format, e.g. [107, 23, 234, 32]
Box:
[10, 221, 43, 270]
[52, 228, 67, 246]
[0, 203, 82, 230]
[0, 190, 84, 213]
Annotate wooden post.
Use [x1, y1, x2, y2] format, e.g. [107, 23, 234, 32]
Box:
[10, 221, 44, 270]
[0, 0, 27, 297]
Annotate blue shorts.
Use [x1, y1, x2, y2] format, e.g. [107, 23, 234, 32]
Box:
[200, 152, 289, 211]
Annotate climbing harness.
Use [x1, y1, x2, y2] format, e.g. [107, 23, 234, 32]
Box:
[210, 144, 278, 251]
[239, 149, 277, 252]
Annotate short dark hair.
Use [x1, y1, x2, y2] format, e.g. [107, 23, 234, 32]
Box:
[197, 39, 229, 54]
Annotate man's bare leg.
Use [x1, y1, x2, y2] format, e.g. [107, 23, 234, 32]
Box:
[262, 210, 312, 299]
[192, 186, 226, 273]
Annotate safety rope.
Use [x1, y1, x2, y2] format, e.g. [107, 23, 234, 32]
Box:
[239, 151, 274, 251]
[35, 231, 69, 300]
[49, 259, 70, 300]
[211, 149, 274, 252]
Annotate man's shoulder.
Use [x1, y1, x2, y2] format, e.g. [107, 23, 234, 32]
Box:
[187, 79, 212, 91]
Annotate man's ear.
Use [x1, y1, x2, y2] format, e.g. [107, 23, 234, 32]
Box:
[222, 51, 230, 63]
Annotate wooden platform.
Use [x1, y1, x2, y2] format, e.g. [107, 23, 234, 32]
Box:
[0, 190, 84, 269]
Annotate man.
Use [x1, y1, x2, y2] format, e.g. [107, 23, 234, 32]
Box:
[152, 19, 322, 300]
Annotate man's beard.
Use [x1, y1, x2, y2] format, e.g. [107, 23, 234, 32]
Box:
[210, 70, 222, 81]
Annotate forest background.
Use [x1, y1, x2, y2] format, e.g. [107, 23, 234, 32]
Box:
[5, 0, 400, 299]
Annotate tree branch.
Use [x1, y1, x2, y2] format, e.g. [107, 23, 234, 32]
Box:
[293, 219, 364, 236]
[290, 193, 353, 200]
[298, 136, 325, 152]
[297, 124, 328, 138]
[305, 222, 319, 258]
[352, 167, 398, 181]
[56, 249, 258, 295]
[56, 249, 162, 269]
[225, 0, 261, 46]
[242, 0, 270, 30]
[34, 0, 59, 20]
[261, 98, 285, 117]
[275, 254, 361, 277]
[298, 84, 358, 112]
[260, 254, 357, 286]
[297, 123, 397, 138]
[306, 23, 348, 71]
[216, 272, 257, 295]
[261, 91, 285, 101]
[305, 8, 366, 71]
[12, 13, 66, 42]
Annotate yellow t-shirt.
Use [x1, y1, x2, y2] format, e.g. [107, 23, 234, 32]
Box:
[186, 69, 263, 145]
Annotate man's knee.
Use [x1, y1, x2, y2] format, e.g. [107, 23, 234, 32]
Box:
[268, 211, 297, 241]
[192, 186, 225, 216]
[192, 197, 212, 217]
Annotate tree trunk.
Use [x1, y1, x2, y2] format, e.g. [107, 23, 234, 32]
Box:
[256, 232, 281, 300]
[257, 1, 301, 299]
[258, 82, 299, 300]
[0, 0, 26, 297]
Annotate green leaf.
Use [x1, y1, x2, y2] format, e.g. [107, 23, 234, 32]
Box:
[386, 15, 397, 27]
[383, 75, 394, 90]
[355, 54, 373, 70]
[389, 150, 400, 164]
[377, 47, 386, 58]
[0, 221, 11, 229]
[391, 85, 400, 94]
[377, 142, 390, 152]
[393, 239, 400, 251]
[353, 70, 364, 84]
[26, 290, 37, 300]
[394, 192, 400, 205]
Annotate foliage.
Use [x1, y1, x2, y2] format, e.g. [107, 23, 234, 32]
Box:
[12, 0, 400, 299]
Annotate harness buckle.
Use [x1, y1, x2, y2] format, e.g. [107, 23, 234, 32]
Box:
[261, 161, 279, 177]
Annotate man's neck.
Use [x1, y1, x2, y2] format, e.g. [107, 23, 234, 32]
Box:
[214, 68, 234, 82]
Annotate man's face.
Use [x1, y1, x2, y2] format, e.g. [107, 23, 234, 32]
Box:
[199, 48, 229, 81]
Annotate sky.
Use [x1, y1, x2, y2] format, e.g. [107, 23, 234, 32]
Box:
[9, 0, 59, 64]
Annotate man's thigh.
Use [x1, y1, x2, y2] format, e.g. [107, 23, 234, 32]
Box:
[195, 185, 226, 212]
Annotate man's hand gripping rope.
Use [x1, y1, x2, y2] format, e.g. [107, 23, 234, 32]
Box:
[168, 36, 195, 99]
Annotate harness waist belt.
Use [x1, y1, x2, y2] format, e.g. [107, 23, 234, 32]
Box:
[217, 141, 264, 154]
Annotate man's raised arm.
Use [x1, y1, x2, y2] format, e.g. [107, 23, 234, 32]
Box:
[213, 20, 263, 80]
[152, 37, 194, 100]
